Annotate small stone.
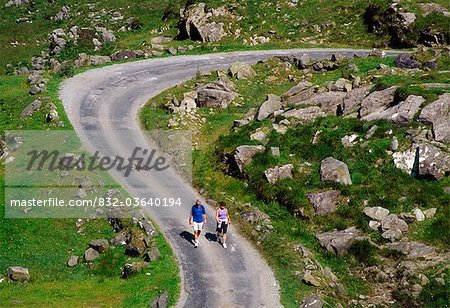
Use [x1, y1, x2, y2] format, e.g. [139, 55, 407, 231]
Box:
[84, 248, 99, 262]
[270, 147, 280, 157]
[67, 256, 79, 267]
[368, 220, 381, 230]
[423, 208, 436, 219]
[412, 208, 425, 222]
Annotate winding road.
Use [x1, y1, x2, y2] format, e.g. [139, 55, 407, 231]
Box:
[60, 49, 400, 307]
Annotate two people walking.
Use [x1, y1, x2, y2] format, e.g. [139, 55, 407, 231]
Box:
[189, 199, 230, 248]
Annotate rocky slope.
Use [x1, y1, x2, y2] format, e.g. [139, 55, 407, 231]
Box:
[141, 48, 449, 306]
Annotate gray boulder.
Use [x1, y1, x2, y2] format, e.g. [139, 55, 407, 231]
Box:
[264, 164, 294, 184]
[320, 157, 352, 185]
[363, 206, 389, 221]
[89, 239, 110, 253]
[395, 53, 421, 69]
[393, 142, 450, 180]
[256, 94, 282, 121]
[196, 78, 238, 108]
[362, 95, 425, 124]
[281, 106, 326, 122]
[53, 6, 70, 21]
[84, 248, 99, 262]
[296, 53, 311, 69]
[228, 62, 256, 80]
[90, 55, 111, 66]
[386, 241, 435, 259]
[7, 267, 30, 282]
[341, 86, 372, 115]
[418, 93, 450, 143]
[282, 81, 316, 105]
[298, 91, 347, 115]
[144, 246, 161, 262]
[67, 256, 79, 267]
[150, 291, 169, 308]
[332, 78, 352, 92]
[359, 86, 397, 118]
[21, 100, 41, 117]
[233, 145, 265, 173]
[316, 227, 362, 255]
[299, 294, 323, 308]
[95, 27, 116, 43]
[125, 238, 147, 257]
[382, 229, 403, 242]
[307, 190, 340, 215]
[381, 214, 408, 232]
[178, 3, 225, 42]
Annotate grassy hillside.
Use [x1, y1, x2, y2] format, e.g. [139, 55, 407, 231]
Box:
[0, 13, 180, 307]
[140, 54, 449, 306]
[1, 0, 449, 72]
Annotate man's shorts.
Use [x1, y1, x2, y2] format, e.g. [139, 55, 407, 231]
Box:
[216, 221, 228, 234]
[192, 221, 203, 231]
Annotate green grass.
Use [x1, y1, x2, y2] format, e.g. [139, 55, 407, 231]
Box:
[0, 9, 180, 305]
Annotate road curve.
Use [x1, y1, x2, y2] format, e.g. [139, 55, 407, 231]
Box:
[60, 49, 400, 307]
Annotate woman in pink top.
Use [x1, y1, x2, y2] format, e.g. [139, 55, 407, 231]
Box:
[215, 201, 231, 249]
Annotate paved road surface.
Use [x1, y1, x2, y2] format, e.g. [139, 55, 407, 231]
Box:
[60, 49, 400, 307]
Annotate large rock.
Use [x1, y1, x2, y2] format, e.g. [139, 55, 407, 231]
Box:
[418, 93, 450, 143]
[21, 100, 41, 117]
[228, 62, 256, 80]
[363, 206, 389, 221]
[299, 294, 323, 308]
[233, 145, 265, 173]
[178, 3, 225, 42]
[393, 142, 450, 180]
[49, 28, 67, 55]
[84, 248, 99, 262]
[281, 106, 326, 122]
[196, 78, 238, 108]
[316, 227, 362, 255]
[256, 94, 282, 121]
[144, 246, 161, 262]
[296, 91, 347, 115]
[89, 239, 110, 253]
[386, 241, 435, 259]
[362, 95, 425, 124]
[150, 291, 169, 308]
[264, 164, 294, 184]
[320, 157, 352, 185]
[341, 86, 372, 115]
[125, 238, 147, 257]
[395, 53, 421, 69]
[307, 190, 340, 215]
[381, 214, 408, 232]
[7, 267, 30, 282]
[282, 81, 315, 105]
[95, 27, 116, 43]
[359, 86, 397, 118]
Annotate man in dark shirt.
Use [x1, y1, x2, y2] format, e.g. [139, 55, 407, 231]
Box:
[189, 199, 206, 248]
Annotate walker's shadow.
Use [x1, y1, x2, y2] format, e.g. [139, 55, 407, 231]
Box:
[179, 231, 195, 245]
[205, 232, 218, 242]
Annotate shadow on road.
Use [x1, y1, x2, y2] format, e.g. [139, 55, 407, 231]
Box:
[179, 231, 195, 245]
[205, 232, 218, 242]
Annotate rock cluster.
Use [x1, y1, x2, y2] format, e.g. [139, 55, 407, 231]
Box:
[178, 3, 226, 42]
